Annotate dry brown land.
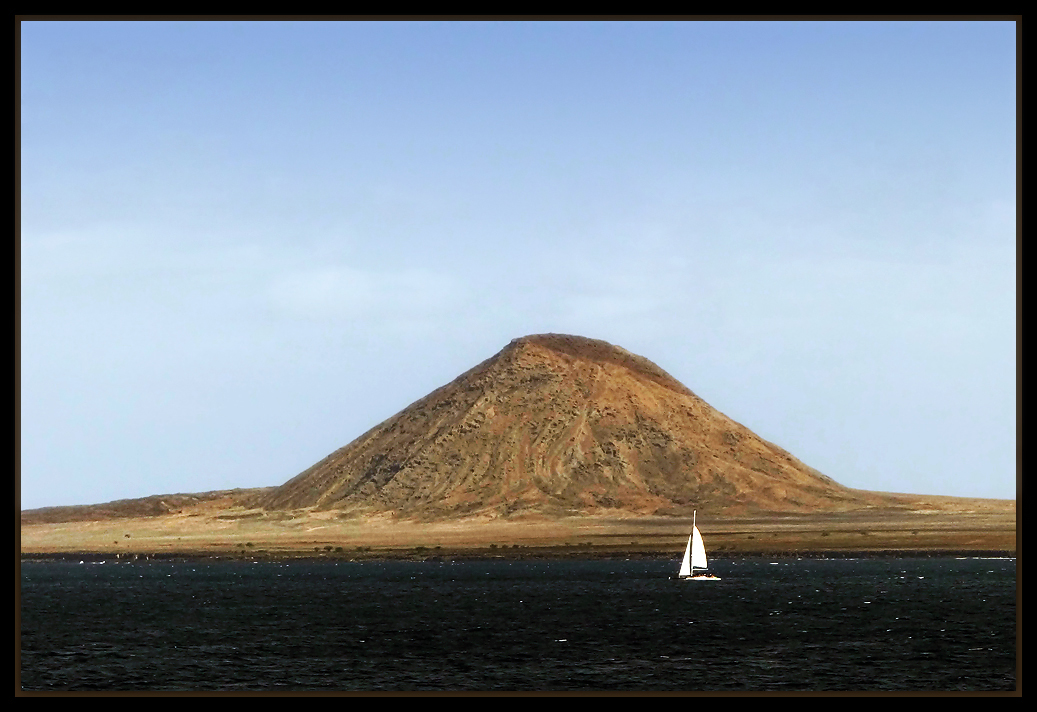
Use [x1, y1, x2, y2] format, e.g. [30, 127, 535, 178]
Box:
[22, 338, 1016, 564]
[20, 495, 1016, 561]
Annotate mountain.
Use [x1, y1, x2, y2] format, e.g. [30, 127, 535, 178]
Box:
[253, 334, 873, 519]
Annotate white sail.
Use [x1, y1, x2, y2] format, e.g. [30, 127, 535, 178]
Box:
[691, 526, 708, 571]
[678, 534, 693, 577]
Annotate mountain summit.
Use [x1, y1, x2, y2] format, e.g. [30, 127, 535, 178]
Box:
[255, 334, 862, 518]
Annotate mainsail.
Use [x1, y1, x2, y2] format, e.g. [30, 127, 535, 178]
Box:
[691, 526, 707, 570]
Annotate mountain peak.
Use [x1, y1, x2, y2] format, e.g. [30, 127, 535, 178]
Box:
[504, 334, 696, 397]
[253, 335, 859, 518]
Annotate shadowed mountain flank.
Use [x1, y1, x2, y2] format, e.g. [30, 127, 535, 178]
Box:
[253, 334, 869, 519]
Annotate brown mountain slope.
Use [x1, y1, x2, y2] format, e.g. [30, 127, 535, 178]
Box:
[253, 334, 884, 519]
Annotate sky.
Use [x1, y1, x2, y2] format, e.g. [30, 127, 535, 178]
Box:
[19, 20, 1017, 510]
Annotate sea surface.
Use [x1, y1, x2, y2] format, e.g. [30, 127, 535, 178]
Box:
[19, 556, 1017, 692]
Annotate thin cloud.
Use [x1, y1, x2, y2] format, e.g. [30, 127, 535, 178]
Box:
[267, 265, 463, 326]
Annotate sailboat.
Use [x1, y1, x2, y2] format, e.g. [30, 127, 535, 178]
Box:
[678, 511, 721, 580]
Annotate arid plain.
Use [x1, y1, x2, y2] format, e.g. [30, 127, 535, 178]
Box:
[20, 489, 1016, 561]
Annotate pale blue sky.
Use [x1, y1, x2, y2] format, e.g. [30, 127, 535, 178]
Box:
[19, 20, 1017, 509]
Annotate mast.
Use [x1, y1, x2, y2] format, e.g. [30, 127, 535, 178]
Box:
[692, 510, 697, 575]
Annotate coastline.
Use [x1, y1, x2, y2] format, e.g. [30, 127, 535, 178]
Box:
[20, 547, 1017, 565]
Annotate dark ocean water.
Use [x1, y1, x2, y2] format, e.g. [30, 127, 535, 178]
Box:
[19, 556, 1017, 692]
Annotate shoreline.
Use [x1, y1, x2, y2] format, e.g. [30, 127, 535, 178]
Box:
[21, 500, 1016, 563]
[20, 547, 1017, 565]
